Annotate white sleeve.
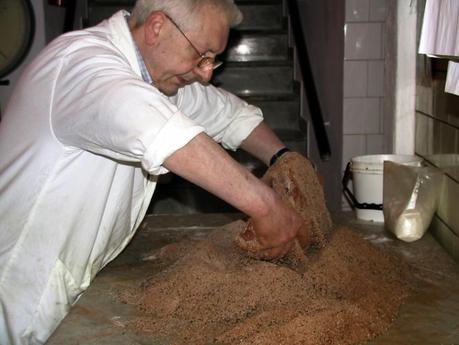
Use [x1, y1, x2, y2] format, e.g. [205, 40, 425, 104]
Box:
[51, 53, 204, 175]
[175, 82, 263, 151]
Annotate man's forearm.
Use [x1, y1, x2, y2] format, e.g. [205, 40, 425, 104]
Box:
[239, 121, 285, 166]
[163, 132, 302, 258]
[163, 132, 274, 218]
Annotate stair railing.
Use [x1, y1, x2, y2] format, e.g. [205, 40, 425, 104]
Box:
[287, 0, 331, 161]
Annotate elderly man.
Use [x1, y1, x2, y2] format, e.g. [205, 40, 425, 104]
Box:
[0, 0, 303, 343]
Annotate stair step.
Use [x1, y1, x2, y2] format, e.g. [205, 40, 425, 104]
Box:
[224, 31, 289, 62]
[212, 62, 295, 97]
[251, 99, 304, 132]
[237, 2, 285, 31]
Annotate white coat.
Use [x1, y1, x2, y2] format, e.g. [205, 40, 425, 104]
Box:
[0, 10, 262, 345]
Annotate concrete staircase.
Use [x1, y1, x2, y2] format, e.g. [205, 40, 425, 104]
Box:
[84, 0, 307, 213]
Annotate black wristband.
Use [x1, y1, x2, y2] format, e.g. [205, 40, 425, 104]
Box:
[269, 147, 290, 166]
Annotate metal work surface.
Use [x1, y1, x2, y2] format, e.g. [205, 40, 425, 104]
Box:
[47, 212, 459, 345]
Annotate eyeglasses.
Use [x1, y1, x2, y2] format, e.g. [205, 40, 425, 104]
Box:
[164, 13, 223, 71]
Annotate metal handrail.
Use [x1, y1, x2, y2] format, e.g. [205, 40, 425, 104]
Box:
[287, 0, 331, 161]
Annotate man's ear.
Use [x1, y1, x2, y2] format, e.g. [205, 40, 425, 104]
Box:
[143, 11, 166, 46]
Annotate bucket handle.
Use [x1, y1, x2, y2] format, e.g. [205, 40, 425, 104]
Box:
[342, 162, 383, 211]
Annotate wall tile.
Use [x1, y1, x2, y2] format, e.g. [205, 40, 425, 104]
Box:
[415, 112, 434, 156]
[366, 134, 385, 153]
[379, 98, 385, 130]
[433, 121, 456, 154]
[426, 153, 459, 182]
[437, 174, 459, 236]
[381, 26, 386, 57]
[416, 53, 431, 87]
[344, 61, 367, 97]
[368, 60, 385, 96]
[345, 23, 382, 59]
[433, 79, 451, 122]
[441, 122, 456, 153]
[416, 84, 434, 116]
[447, 96, 459, 128]
[369, 0, 387, 21]
[342, 134, 366, 170]
[443, 88, 459, 128]
[343, 98, 380, 134]
[346, 0, 370, 22]
[431, 215, 459, 263]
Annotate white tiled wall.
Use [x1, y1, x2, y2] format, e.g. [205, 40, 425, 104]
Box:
[342, 0, 388, 209]
[344, 23, 383, 59]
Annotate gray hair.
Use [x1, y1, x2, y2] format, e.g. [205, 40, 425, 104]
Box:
[130, 0, 243, 29]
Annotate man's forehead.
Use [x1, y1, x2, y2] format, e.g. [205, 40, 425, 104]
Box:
[188, 4, 229, 30]
[187, 5, 230, 54]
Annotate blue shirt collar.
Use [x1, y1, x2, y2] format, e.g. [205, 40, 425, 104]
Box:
[125, 14, 154, 85]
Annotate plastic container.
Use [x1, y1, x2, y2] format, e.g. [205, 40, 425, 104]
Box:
[343, 154, 423, 222]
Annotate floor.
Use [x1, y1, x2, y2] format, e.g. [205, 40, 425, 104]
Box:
[47, 212, 459, 345]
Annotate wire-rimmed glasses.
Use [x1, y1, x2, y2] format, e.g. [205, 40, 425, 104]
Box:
[164, 13, 223, 71]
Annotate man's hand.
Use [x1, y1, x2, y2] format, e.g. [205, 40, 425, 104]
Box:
[236, 194, 304, 259]
[163, 133, 303, 259]
[236, 150, 334, 260]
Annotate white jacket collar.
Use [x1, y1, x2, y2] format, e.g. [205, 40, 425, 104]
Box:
[106, 10, 142, 79]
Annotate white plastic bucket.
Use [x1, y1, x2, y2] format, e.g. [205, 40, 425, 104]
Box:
[349, 154, 423, 222]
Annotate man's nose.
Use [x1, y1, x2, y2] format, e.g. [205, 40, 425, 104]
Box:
[194, 67, 213, 84]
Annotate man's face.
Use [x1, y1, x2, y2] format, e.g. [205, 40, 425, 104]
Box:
[144, 6, 230, 96]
